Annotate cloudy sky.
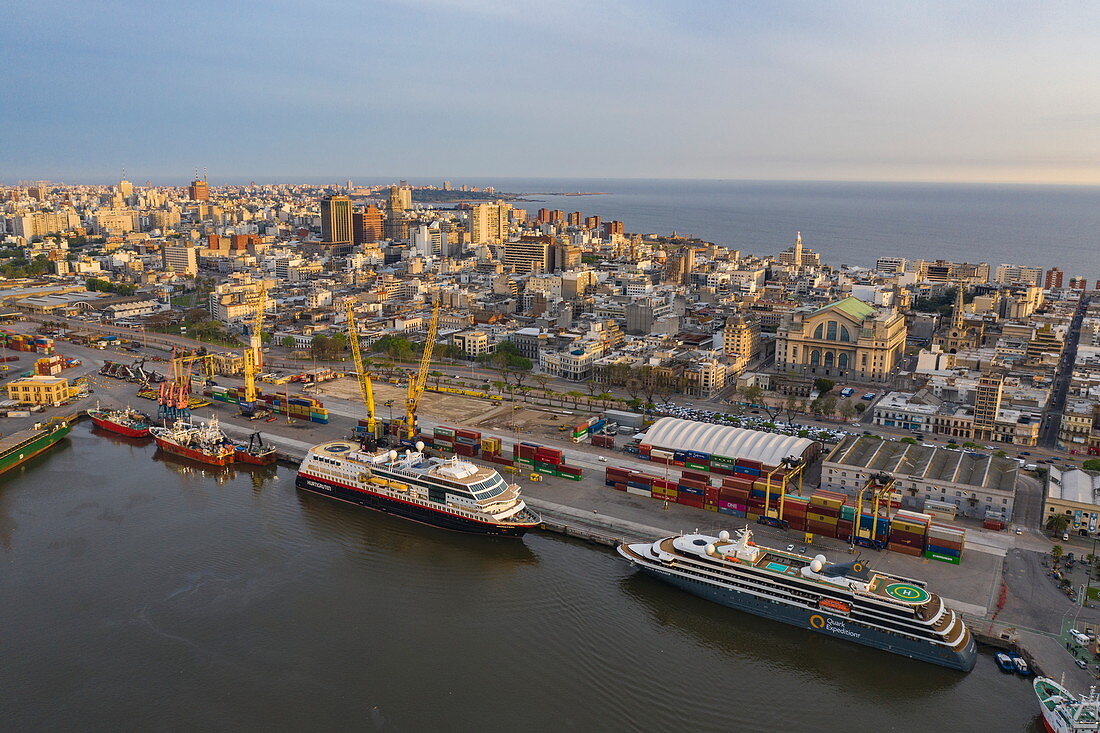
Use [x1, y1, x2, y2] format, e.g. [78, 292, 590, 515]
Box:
[3, 0, 1099, 184]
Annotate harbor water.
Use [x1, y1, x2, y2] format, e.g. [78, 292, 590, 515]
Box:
[0, 427, 1042, 731]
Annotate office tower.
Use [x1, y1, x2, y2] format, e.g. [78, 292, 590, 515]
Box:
[353, 205, 384, 244]
[504, 236, 553, 273]
[118, 180, 133, 199]
[876, 257, 908, 274]
[387, 185, 412, 213]
[189, 179, 210, 201]
[321, 195, 354, 246]
[469, 200, 512, 244]
[1044, 267, 1064, 289]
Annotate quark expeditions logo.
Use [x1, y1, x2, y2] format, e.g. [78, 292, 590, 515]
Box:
[810, 614, 861, 638]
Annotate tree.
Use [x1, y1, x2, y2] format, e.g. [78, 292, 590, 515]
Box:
[1051, 544, 1065, 568]
[1083, 459, 1100, 471]
[994, 450, 1008, 458]
[813, 378, 835, 395]
[533, 373, 549, 398]
[742, 384, 763, 406]
[566, 390, 585, 408]
[854, 402, 867, 414]
[818, 394, 838, 418]
[310, 334, 332, 360]
[839, 399, 856, 422]
[1047, 514, 1071, 537]
[280, 336, 296, 349]
[900, 437, 918, 445]
[782, 395, 801, 425]
[584, 380, 601, 399]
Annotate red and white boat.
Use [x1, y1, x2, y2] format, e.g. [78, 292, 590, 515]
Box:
[149, 415, 236, 467]
[88, 404, 152, 438]
[1034, 676, 1100, 732]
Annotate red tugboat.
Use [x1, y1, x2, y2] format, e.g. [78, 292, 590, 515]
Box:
[234, 431, 278, 466]
[149, 415, 236, 467]
[88, 403, 152, 438]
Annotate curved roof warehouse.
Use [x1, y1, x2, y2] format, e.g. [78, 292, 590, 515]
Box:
[643, 417, 818, 467]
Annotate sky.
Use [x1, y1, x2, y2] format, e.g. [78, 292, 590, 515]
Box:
[3, 0, 1099, 185]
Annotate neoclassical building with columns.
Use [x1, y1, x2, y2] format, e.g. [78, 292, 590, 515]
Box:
[773, 296, 907, 383]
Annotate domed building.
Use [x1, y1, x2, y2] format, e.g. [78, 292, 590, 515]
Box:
[773, 296, 907, 383]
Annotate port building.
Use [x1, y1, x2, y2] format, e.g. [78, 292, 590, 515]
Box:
[640, 417, 819, 467]
[821, 435, 1018, 521]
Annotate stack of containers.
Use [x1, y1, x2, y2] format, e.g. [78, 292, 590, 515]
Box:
[650, 476, 678, 502]
[513, 442, 539, 465]
[454, 428, 480, 458]
[591, 434, 615, 448]
[925, 524, 965, 564]
[683, 450, 710, 471]
[718, 476, 750, 517]
[260, 394, 330, 423]
[433, 426, 456, 452]
[888, 510, 931, 556]
[708, 454, 736, 476]
[533, 446, 564, 475]
[33, 336, 55, 354]
[646, 448, 673, 465]
[626, 470, 658, 496]
[676, 473, 707, 509]
[555, 464, 583, 481]
[856, 513, 891, 544]
[481, 436, 502, 456]
[783, 495, 810, 531]
[837, 504, 856, 542]
[604, 466, 631, 488]
[637, 443, 652, 460]
[807, 490, 845, 537]
[34, 356, 64, 376]
[733, 458, 763, 479]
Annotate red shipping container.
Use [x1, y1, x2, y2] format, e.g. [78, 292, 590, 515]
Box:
[677, 495, 704, 509]
[613, 482, 627, 492]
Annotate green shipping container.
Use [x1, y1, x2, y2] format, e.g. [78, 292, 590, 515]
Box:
[686, 462, 709, 471]
[924, 550, 961, 565]
[555, 471, 582, 481]
[536, 466, 555, 475]
[516, 457, 533, 465]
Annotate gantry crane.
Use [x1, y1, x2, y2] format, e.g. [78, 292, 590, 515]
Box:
[240, 287, 270, 419]
[402, 299, 441, 440]
[345, 299, 380, 447]
[850, 473, 896, 550]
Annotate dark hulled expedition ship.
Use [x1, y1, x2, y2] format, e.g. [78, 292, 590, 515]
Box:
[296, 440, 541, 536]
[618, 527, 976, 671]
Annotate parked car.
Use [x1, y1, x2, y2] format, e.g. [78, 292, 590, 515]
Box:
[861, 393, 876, 400]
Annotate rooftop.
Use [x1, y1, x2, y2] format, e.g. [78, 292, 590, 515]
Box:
[825, 435, 1019, 491]
[1047, 467, 1100, 507]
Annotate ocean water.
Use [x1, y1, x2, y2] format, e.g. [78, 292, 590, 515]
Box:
[456, 178, 1100, 275]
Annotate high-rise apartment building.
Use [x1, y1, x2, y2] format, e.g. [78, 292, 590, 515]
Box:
[603, 221, 625, 237]
[567, 211, 582, 226]
[876, 257, 908, 274]
[584, 215, 601, 231]
[1068, 276, 1087, 289]
[536, 208, 552, 224]
[387, 185, 412, 213]
[353, 205, 384, 244]
[972, 372, 1004, 443]
[161, 240, 199, 276]
[468, 200, 512, 244]
[188, 179, 210, 201]
[1044, 267, 1064, 289]
[320, 195, 354, 246]
[117, 179, 133, 199]
[994, 264, 1043, 286]
[504, 236, 553, 273]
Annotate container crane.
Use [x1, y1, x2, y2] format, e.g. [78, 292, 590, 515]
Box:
[850, 473, 896, 550]
[402, 299, 440, 440]
[240, 288, 270, 419]
[345, 300, 380, 448]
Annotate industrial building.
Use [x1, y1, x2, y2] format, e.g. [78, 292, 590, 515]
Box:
[1044, 467, 1100, 536]
[821, 435, 1019, 520]
[641, 417, 819, 467]
[6, 375, 72, 406]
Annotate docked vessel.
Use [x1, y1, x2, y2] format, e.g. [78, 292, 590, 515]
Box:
[0, 418, 72, 475]
[296, 439, 541, 536]
[149, 416, 235, 467]
[1034, 676, 1100, 732]
[88, 404, 152, 438]
[234, 432, 277, 466]
[618, 527, 977, 671]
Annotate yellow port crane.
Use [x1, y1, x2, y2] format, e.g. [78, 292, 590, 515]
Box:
[345, 300, 378, 443]
[850, 473, 897, 549]
[240, 287, 270, 419]
[402, 299, 440, 440]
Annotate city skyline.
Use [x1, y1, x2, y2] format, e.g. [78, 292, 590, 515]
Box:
[4, 1, 1100, 185]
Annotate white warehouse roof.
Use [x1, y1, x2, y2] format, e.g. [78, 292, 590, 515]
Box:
[643, 417, 815, 467]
